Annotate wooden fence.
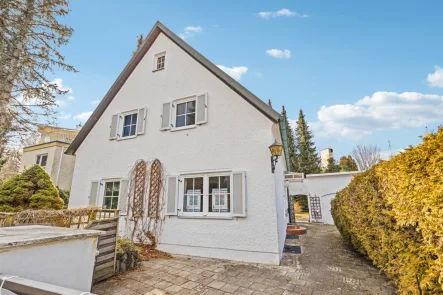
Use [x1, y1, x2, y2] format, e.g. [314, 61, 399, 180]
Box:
[86, 217, 119, 283]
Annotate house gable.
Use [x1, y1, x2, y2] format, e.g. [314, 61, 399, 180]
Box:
[66, 21, 281, 155]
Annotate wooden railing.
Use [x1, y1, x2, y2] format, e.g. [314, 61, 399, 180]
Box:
[0, 208, 119, 229]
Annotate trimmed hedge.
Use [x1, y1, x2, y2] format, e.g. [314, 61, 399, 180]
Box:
[332, 129, 443, 294]
[0, 165, 64, 212]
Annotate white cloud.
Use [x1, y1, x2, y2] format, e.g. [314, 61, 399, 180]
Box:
[91, 98, 100, 105]
[266, 49, 291, 59]
[258, 12, 272, 19]
[179, 26, 203, 40]
[49, 78, 72, 93]
[184, 26, 203, 33]
[310, 91, 443, 139]
[257, 8, 308, 19]
[427, 65, 443, 88]
[67, 96, 75, 101]
[217, 65, 248, 81]
[73, 111, 93, 123]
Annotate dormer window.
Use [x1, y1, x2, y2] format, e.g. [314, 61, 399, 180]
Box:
[154, 52, 166, 71]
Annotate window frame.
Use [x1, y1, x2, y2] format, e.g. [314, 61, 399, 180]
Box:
[153, 52, 166, 71]
[178, 172, 233, 218]
[118, 109, 138, 140]
[171, 96, 197, 131]
[36, 154, 48, 168]
[100, 178, 122, 210]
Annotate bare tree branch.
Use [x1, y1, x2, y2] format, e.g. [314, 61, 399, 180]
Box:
[351, 144, 381, 171]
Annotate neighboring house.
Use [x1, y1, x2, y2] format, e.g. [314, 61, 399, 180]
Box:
[20, 125, 81, 190]
[67, 21, 291, 265]
[320, 147, 333, 169]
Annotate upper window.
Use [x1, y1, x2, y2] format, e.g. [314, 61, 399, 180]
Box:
[36, 154, 48, 168]
[180, 174, 231, 217]
[154, 52, 166, 71]
[176, 100, 196, 128]
[122, 113, 138, 137]
[103, 181, 120, 209]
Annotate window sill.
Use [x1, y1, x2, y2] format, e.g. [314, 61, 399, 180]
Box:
[152, 68, 165, 73]
[117, 135, 137, 141]
[177, 215, 233, 220]
[171, 125, 197, 132]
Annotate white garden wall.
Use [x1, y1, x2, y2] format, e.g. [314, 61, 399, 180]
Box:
[288, 172, 360, 225]
[69, 32, 286, 264]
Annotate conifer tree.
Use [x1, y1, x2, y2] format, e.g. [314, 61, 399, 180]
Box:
[294, 109, 321, 174]
[339, 155, 358, 171]
[281, 106, 296, 172]
[325, 157, 341, 173]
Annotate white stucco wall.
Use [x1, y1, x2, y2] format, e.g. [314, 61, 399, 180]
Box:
[69, 32, 284, 264]
[0, 233, 98, 292]
[288, 172, 360, 224]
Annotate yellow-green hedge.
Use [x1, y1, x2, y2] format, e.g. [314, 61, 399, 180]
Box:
[332, 129, 443, 294]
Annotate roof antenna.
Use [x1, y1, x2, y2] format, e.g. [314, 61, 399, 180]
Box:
[268, 99, 272, 108]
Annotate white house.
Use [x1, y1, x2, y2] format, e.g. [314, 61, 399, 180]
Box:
[67, 21, 290, 265]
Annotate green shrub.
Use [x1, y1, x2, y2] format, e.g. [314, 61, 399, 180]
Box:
[332, 128, 443, 294]
[58, 188, 70, 207]
[0, 165, 64, 212]
[293, 195, 309, 212]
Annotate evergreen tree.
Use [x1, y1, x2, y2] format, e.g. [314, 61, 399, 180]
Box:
[325, 157, 341, 173]
[0, 164, 64, 212]
[281, 106, 297, 172]
[294, 110, 321, 174]
[339, 155, 358, 171]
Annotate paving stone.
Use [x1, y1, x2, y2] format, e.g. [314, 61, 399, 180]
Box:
[164, 284, 183, 294]
[144, 289, 166, 295]
[94, 224, 396, 295]
[264, 286, 284, 295]
[220, 283, 240, 293]
[187, 273, 203, 282]
[181, 281, 200, 290]
[208, 280, 226, 289]
[196, 277, 214, 285]
[177, 270, 192, 278]
[250, 283, 267, 292]
[235, 287, 254, 295]
[153, 281, 172, 289]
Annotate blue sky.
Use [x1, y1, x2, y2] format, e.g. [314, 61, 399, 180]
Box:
[51, 0, 443, 159]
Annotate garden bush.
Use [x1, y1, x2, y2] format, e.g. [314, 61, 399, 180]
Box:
[293, 195, 309, 212]
[0, 165, 64, 212]
[332, 128, 443, 294]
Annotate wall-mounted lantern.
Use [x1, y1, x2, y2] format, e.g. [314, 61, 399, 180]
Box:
[269, 140, 283, 173]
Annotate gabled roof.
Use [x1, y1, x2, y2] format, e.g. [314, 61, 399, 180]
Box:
[66, 21, 281, 155]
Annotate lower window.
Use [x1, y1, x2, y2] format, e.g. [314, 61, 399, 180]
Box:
[180, 174, 231, 216]
[103, 181, 120, 209]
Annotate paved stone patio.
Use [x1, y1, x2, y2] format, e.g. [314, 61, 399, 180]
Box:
[92, 223, 396, 295]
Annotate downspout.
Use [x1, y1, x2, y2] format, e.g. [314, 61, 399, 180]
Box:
[55, 146, 64, 186]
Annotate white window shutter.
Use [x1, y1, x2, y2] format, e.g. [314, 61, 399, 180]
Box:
[160, 102, 171, 130]
[136, 107, 147, 135]
[195, 93, 208, 125]
[118, 179, 129, 214]
[232, 172, 246, 217]
[109, 114, 119, 139]
[89, 180, 100, 206]
[165, 175, 179, 215]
